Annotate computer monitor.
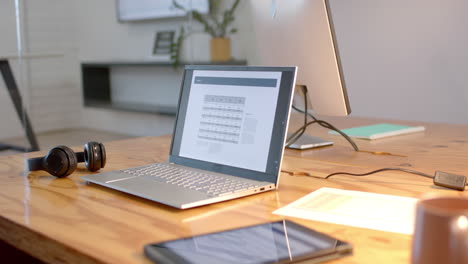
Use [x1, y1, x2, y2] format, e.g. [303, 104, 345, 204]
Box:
[248, 0, 351, 148]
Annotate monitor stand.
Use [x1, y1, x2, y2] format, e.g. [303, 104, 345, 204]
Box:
[287, 133, 333, 150]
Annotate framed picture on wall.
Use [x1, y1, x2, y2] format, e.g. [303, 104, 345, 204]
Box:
[117, 0, 209, 22]
[151, 30, 175, 61]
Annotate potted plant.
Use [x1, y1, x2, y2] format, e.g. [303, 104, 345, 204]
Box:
[173, 0, 240, 62]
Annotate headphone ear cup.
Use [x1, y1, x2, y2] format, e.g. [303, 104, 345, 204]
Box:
[44, 145, 77, 178]
[83, 142, 105, 172]
[99, 142, 106, 168]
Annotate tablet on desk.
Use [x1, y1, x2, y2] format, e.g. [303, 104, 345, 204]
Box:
[144, 220, 352, 264]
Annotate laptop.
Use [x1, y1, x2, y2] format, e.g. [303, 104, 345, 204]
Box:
[82, 65, 297, 209]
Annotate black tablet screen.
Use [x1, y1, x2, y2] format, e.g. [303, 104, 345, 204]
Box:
[144, 220, 352, 264]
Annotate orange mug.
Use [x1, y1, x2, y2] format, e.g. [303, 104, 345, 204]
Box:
[411, 196, 468, 264]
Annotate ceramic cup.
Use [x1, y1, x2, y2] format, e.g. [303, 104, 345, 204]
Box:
[411, 196, 468, 264]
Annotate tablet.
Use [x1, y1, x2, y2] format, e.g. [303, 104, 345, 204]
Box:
[144, 220, 352, 264]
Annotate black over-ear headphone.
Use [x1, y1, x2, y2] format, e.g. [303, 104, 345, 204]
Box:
[27, 142, 106, 178]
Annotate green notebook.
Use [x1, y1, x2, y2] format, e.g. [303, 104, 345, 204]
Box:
[329, 123, 425, 140]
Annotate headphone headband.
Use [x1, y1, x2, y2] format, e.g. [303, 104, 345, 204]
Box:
[76, 152, 85, 163]
[27, 157, 44, 171]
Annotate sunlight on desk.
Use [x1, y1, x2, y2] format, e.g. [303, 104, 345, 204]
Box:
[274, 187, 418, 235]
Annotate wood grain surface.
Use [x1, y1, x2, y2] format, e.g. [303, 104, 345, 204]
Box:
[0, 114, 467, 264]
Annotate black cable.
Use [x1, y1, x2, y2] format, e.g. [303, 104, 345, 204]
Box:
[325, 167, 434, 179]
[285, 86, 309, 147]
[283, 167, 468, 189]
[317, 119, 359, 151]
[290, 104, 359, 151]
[286, 120, 317, 144]
[286, 85, 359, 151]
[325, 168, 468, 189]
[292, 105, 318, 121]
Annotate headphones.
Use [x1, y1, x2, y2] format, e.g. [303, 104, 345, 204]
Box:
[27, 142, 106, 178]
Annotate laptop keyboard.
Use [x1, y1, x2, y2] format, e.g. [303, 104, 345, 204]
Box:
[122, 163, 262, 196]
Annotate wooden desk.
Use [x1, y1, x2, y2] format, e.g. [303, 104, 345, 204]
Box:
[1, 115, 467, 263]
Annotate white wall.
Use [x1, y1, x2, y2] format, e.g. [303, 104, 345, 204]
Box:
[75, 0, 250, 136]
[75, 0, 247, 62]
[328, 0, 468, 124]
[4, 0, 464, 143]
[0, 1, 24, 140]
[242, 0, 468, 125]
[1, 0, 252, 140]
[74, 0, 183, 136]
[22, 0, 82, 133]
[0, 0, 81, 141]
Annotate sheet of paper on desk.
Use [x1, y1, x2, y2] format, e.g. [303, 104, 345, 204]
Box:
[273, 188, 418, 235]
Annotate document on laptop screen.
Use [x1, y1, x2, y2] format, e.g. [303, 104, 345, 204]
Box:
[179, 70, 282, 172]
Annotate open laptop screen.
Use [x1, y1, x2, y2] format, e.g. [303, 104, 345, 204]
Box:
[180, 70, 281, 172]
[170, 66, 296, 184]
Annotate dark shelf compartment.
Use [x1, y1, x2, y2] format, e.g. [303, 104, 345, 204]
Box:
[84, 100, 178, 116]
[81, 60, 248, 115]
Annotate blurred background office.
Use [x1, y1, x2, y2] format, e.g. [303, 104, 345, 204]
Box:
[1, 0, 467, 155]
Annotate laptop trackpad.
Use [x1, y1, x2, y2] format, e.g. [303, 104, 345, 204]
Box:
[108, 176, 211, 207]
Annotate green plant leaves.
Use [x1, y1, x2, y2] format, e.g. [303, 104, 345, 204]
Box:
[173, 0, 240, 38]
